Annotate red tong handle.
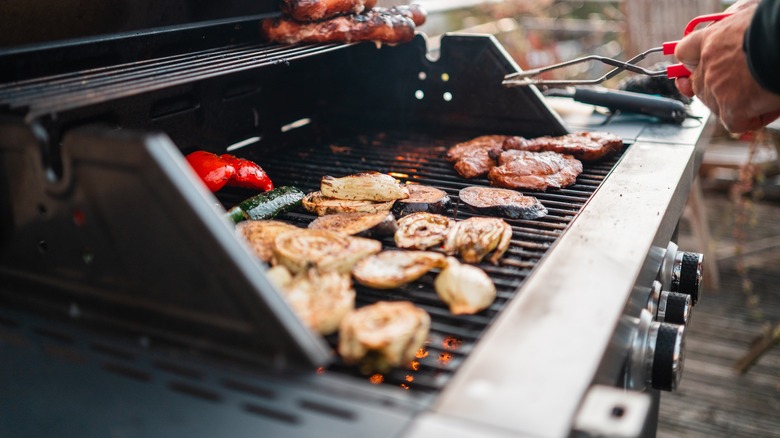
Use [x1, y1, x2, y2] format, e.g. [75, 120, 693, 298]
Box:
[663, 12, 735, 78]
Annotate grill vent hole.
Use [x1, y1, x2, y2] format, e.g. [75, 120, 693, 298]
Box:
[243, 403, 299, 424]
[153, 360, 203, 379]
[168, 381, 221, 402]
[102, 362, 152, 382]
[299, 399, 356, 421]
[221, 379, 275, 399]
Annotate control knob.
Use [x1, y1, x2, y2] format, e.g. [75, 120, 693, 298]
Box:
[629, 309, 686, 392]
[656, 291, 692, 325]
[670, 251, 703, 304]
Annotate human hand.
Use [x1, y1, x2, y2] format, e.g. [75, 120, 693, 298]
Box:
[674, 4, 780, 132]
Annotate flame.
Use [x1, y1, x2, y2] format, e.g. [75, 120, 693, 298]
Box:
[442, 336, 463, 351]
[405, 375, 414, 383]
[438, 352, 453, 366]
[410, 361, 420, 371]
[415, 348, 429, 359]
[388, 171, 409, 179]
[400, 384, 410, 390]
[369, 374, 384, 384]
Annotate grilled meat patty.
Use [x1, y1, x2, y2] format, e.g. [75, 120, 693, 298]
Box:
[458, 186, 547, 220]
[281, 0, 378, 22]
[488, 150, 582, 191]
[261, 5, 426, 45]
[445, 135, 509, 179]
[503, 131, 623, 162]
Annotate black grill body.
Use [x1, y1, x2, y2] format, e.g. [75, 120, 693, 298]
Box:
[0, 10, 715, 438]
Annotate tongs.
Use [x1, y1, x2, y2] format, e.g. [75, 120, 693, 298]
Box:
[503, 12, 733, 87]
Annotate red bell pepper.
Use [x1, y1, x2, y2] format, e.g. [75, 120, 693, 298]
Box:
[185, 151, 274, 193]
[185, 151, 236, 192]
[221, 154, 274, 192]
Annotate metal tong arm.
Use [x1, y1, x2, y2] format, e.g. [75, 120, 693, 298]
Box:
[503, 47, 666, 87]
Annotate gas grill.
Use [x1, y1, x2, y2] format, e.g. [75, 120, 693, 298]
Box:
[0, 4, 715, 438]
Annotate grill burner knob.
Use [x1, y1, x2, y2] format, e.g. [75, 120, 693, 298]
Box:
[628, 310, 686, 392]
[648, 322, 686, 391]
[656, 291, 692, 325]
[670, 251, 703, 304]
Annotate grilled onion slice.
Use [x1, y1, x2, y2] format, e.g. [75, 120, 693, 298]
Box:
[308, 211, 397, 237]
[394, 212, 454, 250]
[321, 171, 410, 202]
[278, 268, 355, 335]
[352, 250, 447, 289]
[338, 301, 430, 374]
[391, 184, 452, 217]
[435, 257, 496, 315]
[273, 229, 382, 274]
[302, 191, 394, 216]
[235, 220, 300, 262]
[459, 186, 547, 220]
[443, 217, 512, 264]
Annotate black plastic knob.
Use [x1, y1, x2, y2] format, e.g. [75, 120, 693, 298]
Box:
[651, 323, 685, 391]
[657, 291, 692, 325]
[671, 252, 703, 304]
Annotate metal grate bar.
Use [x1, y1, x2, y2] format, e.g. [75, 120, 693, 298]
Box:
[1, 43, 353, 116]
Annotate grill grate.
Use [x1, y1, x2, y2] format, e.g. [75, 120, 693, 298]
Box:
[241, 129, 625, 394]
[0, 42, 352, 116]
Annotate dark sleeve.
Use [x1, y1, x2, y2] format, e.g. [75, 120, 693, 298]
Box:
[744, 0, 780, 95]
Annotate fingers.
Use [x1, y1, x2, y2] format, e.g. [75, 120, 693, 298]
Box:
[674, 30, 704, 73]
[675, 77, 695, 98]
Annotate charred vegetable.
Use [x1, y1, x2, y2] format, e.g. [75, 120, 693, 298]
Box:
[308, 211, 397, 237]
[226, 186, 304, 223]
[273, 229, 382, 274]
[443, 217, 512, 264]
[352, 250, 447, 289]
[391, 184, 452, 217]
[435, 257, 496, 315]
[276, 268, 356, 336]
[338, 301, 430, 374]
[302, 191, 394, 216]
[459, 186, 547, 220]
[321, 171, 410, 202]
[394, 212, 454, 250]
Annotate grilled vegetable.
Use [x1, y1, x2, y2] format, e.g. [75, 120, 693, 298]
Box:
[459, 186, 547, 220]
[235, 220, 300, 262]
[186, 151, 236, 192]
[308, 211, 397, 237]
[278, 268, 356, 335]
[221, 154, 274, 192]
[394, 212, 454, 250]
[391, 184, 452, 217]
[226, 186, 304, 223]
[186, 151, 274, 192]
[435, 257, 496, 315]
[321, 171, 410, 202]
[273, 229, 382, 274]
[352, 250, 447, 289]
[338, 301, 430, 374]
[302, 191, 394, 216]
[443, 216, 512, 264]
